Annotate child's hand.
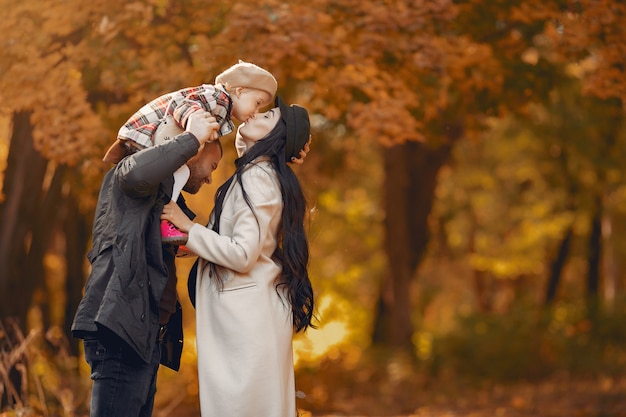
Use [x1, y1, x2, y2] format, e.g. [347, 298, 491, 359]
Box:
[290, 137, 311, 165]
[161, 201, 195, 233]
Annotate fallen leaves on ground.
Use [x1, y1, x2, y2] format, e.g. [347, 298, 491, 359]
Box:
[297, 373, 626, 417]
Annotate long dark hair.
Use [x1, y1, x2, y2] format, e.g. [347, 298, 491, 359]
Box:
[209, 120, 315, 333]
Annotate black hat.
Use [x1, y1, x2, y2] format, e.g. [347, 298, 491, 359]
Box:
[276, 96, 310, 161]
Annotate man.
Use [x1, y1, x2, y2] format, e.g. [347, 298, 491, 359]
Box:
[71, 110, 222, 417]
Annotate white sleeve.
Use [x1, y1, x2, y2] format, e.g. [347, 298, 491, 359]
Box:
[185, 165, 281, 273]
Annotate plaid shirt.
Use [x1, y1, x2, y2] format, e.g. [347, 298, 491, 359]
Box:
[118, 84, 234, 150]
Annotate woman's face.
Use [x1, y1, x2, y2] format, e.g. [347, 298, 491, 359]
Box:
[238, 107, 281, 146]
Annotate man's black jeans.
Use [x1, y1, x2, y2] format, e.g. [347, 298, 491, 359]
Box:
[83, 336, 161, 417]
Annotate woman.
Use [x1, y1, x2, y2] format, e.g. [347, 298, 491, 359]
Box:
[161, 96, 315, 417]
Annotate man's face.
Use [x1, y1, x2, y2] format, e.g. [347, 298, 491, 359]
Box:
[183, 141, 222, 194]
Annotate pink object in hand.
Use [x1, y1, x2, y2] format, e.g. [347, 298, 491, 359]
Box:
[161, 220, 188, 245]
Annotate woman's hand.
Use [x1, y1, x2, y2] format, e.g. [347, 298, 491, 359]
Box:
[290, 137, 311, 165]
[161, 201, 195, 233]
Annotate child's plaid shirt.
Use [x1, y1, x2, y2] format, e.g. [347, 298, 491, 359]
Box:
[118, 84, 234, 151]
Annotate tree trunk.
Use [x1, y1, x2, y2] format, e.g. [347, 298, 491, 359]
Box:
[372, 141, 452, 351]
[602, 214, 618, 309]
[23, 164, 68, 330]
[0, 111, 48, 327]
[586, 196, 602, 317]
[467, 208, 492, 312]
[372, 275, 392, 344]
[64, 193, 91, 355]
[473, 269, 493, 312]
[544, 225, 574, 305]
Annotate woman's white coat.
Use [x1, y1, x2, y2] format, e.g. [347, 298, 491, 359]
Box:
[185, 155, 296, 417]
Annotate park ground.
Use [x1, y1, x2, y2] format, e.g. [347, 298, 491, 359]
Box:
[166, 373, 626, 417]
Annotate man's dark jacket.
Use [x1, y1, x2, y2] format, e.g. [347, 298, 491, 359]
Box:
[72, 132, 201, 366]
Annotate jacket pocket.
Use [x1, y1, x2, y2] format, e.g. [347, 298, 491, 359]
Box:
[115, 243, 145, 301]
[119, 269, 146, 301]
[220, 283, 258, 294]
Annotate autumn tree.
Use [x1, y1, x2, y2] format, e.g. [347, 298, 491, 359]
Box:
[2, 0, 625, 358]
[201, 0, 626, 348]
[453, 0, 626, 309]
[545, 0, 626, 308]
[0, 0, 105, 334]
[201, 0, 592, 351]
[0, 0, 234, 337]
[430, 0, 626, 314]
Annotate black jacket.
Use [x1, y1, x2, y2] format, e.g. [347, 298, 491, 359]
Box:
[71, 132, 200, 365]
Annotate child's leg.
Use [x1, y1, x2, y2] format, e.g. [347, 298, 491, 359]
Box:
[161, 165, 191, 245]
[171, 165, 190, 202]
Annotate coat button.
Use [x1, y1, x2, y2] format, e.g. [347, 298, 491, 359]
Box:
[140, 314, 145, 321]
[139, 281, 144, 288]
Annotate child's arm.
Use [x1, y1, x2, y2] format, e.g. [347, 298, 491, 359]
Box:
[118, 110, 219, 198]
[170, 85, 232, 138]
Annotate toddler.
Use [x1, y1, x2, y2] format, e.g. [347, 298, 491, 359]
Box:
[103, 61, 278, 245]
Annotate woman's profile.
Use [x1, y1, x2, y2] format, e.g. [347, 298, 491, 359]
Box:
[161, 95, 315, 417]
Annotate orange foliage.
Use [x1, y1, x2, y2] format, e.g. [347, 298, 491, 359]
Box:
[1, 0, 623, 163]
[0, 0, 106, 165]
[540, 1, 626, 104]
[202, 0, 484, 143]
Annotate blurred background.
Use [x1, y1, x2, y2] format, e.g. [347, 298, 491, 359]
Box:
[1, 0, 626, 416]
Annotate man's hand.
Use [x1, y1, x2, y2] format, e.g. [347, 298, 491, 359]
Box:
[290, 137, 311, 165]
[186, 110, 220, 146]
